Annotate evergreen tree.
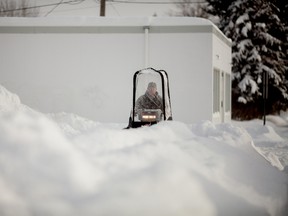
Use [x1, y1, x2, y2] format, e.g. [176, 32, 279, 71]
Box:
[207, 0, 288, 119]
[274, 0, 288, 92]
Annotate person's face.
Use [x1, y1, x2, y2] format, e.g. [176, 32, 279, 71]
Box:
[148, 87, 157, 96]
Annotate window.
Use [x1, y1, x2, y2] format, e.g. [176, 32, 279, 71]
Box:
[225, 73, 231, 112]
[213, 68, 220, 113]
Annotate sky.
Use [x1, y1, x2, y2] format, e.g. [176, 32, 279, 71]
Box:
[31, 0, 194, 17]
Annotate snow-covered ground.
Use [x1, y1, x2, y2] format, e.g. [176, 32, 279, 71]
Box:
[0, 84, 287, 216]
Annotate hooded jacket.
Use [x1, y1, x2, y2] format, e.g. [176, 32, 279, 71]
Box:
[135, 91, 163, 112]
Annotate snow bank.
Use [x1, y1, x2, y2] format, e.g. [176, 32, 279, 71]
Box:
[0, 85, 22, 111]
[235, 118, 288, 172]
[267, 114, 288, 127]
[0, 86, 103, 215]
[0, 84, 287, 216]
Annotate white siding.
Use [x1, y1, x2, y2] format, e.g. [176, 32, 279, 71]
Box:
[0, 17, 231, 123]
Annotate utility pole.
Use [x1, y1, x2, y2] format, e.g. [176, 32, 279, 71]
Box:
[263, 70, 268, 125]
[100, 0, 106, 16]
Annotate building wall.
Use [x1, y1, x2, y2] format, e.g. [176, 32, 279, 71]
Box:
[212, 30, 232, 123]
[149, 32, 213, 123]
[0, 23, 145, 123]
[0, 17, 231, 123]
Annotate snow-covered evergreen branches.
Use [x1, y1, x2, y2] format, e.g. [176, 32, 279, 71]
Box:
[207, 0, 288, 119]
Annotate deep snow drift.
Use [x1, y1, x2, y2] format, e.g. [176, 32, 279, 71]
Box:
[0, 84, 287, 216]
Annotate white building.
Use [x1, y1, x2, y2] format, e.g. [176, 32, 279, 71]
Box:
[0, 17, 231, 123]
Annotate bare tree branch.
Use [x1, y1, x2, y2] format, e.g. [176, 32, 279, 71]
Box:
[0, 0, 39, 17]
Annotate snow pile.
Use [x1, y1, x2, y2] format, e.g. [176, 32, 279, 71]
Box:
[0, 85, 22, 111]
[236, 118, 288, 172]
[0, 86, 103, 215]
[267, 114, 288, 127]
[47, 112, 101, 137]
[0, 85, 287, 216]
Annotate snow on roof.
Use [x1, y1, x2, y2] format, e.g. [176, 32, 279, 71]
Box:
[0, 16, 213, 27]
[0, 17, 230, 45]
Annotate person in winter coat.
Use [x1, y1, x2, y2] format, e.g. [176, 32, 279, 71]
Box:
[135, 82, 163, 114]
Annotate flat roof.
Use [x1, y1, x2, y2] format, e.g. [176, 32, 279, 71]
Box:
[0, 17, 231, 46]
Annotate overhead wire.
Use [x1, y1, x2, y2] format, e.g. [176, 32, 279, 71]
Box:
[46, 5, 100, 14]
[107, 1, 121, 16]
[0, 0, 88, 13]
[107, 0, 206, 4]
[67, 0, 87, 5]
[44, 0, 87, 16]
[44, 0, 64, 16]
[1, 0, 206, 13]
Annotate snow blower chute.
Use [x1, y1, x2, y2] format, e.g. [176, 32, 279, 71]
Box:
[126, 68, 173, 128]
